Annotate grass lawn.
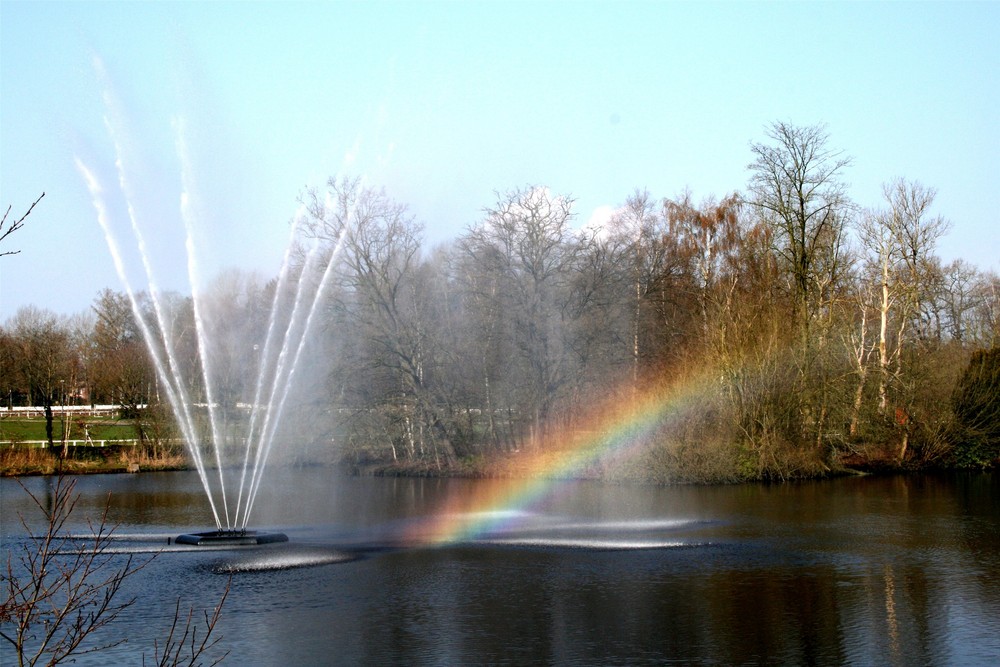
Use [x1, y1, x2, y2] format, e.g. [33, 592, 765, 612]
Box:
[1, 416, 189, 475]
[0, 416, 138, 442]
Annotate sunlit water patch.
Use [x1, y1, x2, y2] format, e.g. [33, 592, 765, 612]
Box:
[212, 547, 357, 573]
[478, 537, 693, 550]
[423, 513, 715, 551]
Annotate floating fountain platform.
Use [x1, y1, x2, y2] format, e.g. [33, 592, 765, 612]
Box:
[175, 530, 289, 546]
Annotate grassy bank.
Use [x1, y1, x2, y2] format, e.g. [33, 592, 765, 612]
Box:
[0, 446, 189, 476]
[0, 413, 187, 476]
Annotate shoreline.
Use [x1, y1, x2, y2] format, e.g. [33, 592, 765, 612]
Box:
[0, 451, 189, 477]
[1, 448, 904, 483]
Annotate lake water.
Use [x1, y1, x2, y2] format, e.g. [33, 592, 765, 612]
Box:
[2, 469, 998, 665]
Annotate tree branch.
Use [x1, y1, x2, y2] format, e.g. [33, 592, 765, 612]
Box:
[0, 192, 45, 257]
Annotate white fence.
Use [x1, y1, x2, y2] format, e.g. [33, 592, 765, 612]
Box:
[3, 439, 145, 449]
[2, 405, 143, 418]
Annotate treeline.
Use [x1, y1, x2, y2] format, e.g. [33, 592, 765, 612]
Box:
[2, 122, 998, 479]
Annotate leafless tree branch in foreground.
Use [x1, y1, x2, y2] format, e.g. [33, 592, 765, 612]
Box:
[1, 474, 229, 666]
[0, 193, 45, 258]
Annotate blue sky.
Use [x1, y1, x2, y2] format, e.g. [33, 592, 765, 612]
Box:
[2, 1, 997, 318]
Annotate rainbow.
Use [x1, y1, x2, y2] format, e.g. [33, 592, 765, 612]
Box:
[403, 370, 714, 547]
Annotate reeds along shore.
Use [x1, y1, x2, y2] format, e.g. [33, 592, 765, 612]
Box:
[0, 446, 188, 476]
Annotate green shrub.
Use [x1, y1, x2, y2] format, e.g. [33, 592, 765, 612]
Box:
[950, 346, 1000, 468]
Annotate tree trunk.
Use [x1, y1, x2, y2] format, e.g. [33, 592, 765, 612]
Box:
[850, 366, 866, 438]
[849, 303, 870, 437]
[61, 410, 70, 459]
[633, 276, 640, 390]
[878, 257, 891, 414]
[44, 402, 55, 450]
[483, 364, 498, 449]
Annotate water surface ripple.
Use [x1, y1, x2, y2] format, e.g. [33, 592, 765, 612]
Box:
[2, 470, 997, 665]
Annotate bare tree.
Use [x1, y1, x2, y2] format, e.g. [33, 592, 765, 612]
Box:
[856, 205, 900, 414]
[856, 179, 950, 460]
[566, 226, 634, 394]
[607, 190, 676, 384]
[747, 122, 853, 344]
[883, 178, 951, 343]
[664, 191, 743, 349]
[88, 289, 182, 458]
[965, 271, 1000, 348]
[460, 186, 580, 447]
[4, 307, 75, 450]
[453, 241, 518, 451]
[90, 290, 152, 404]
[746, 122, 855, 456]
[936, 259, 981, 343]
[302, 177, 458, 465]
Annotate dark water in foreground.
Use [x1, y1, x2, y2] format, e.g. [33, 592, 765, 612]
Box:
[2, 470, 998, 665]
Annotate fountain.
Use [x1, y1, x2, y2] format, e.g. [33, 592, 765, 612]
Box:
[76, 87, 350, 546]
[175, 529, 289, 546]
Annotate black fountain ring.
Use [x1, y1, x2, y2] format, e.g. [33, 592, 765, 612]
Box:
[175, 530, 289, 546]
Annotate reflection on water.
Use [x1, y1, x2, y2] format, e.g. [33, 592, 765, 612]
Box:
[1, 470, 998, 665]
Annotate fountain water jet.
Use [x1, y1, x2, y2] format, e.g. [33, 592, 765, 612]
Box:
[76, 106, 354, 544]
